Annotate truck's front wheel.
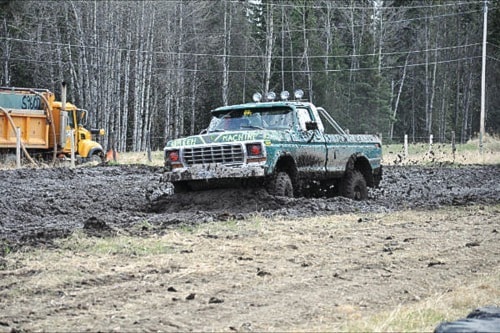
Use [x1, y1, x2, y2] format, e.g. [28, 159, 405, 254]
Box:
[173, 181, 189, 193]
[267, 172, 294, 197]
[340, 170, 368, 200]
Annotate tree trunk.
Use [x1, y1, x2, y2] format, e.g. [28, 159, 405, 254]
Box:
[264, 2, 274, 95]
[222, 0, 231, 106]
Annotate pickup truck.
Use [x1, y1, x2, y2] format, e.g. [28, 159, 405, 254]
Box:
[163, 90, 382, 200]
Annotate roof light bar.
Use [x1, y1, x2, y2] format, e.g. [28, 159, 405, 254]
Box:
[251, 89, 303, 102]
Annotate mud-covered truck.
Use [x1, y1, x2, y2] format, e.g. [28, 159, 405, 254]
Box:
[163, 90, 382, 199]
[0, 84, 105, 164]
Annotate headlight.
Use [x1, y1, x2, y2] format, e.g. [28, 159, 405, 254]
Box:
[246, 143, 266, 163]
[164, 149, 182, 170]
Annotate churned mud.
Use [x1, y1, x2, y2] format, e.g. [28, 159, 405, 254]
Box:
[0, 164, 499, 251]
[0, 164, 499, 331]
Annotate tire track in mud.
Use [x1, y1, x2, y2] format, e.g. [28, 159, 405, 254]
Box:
[0, 164, 499, 253]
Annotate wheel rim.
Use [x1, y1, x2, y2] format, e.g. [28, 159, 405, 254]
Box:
[353, 185, 362, 200]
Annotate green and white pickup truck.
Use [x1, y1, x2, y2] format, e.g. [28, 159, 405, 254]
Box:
[163, 90, 382, 200]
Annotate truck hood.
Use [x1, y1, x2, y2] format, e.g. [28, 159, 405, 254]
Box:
[165, 130, 288, 148]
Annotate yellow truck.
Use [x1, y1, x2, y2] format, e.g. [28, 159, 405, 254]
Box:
[0, 84, 104, 164]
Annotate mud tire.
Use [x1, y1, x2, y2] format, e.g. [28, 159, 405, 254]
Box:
[340, 170, 368, 200]
[267, 172, 294, 197]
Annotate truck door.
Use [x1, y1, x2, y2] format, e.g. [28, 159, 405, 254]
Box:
[316, 109, 349, 175]
[291, 107, 327, 177]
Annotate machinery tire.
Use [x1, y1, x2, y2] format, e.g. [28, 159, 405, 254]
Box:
[89, 153, 103, 164]
[267, 171, 294, 197]
[340, 170, 368, 200]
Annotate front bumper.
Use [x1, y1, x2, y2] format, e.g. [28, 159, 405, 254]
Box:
[163, 163, 266, 183]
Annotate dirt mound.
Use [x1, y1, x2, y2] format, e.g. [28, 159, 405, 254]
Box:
[0, 164, 499, 253]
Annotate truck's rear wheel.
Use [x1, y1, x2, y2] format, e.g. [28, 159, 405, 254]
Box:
[267, 172, 294, 197]
[340, 170, 368, 200]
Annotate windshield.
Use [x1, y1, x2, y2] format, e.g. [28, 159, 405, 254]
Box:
[207, 108, 293, 132]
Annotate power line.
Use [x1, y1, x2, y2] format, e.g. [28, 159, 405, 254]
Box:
[487, 55, 500, 63]
[234, 0, 484, 11]
[0, 36, 481, 60]
[5, 53, 481, 74]
[487, 41, 500, 50]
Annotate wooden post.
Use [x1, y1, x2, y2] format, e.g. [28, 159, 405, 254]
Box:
[147, 131, 152, 163]
[70, 129, 75, 168]
[16, 127, 21, 168]
[429, 134, 433, 152]
[404, 134, 408, 159]
[451, 131, 456, 162]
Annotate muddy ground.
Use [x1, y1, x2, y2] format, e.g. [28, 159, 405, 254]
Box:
[0, 164, 499, 250]
[0, 164, 499, 331]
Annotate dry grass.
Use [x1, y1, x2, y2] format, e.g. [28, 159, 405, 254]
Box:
[1, 205, 499, 332]
[339, 276, 499, 332]
[106, 150, 164, 166]
[383, 134, 500, 166]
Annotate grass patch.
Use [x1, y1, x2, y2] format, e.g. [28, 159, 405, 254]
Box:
[106, 150, 164, 166]
[55, 230, 174, 256]
[383, 134, 500, 165]
[340, 275, 500, 332]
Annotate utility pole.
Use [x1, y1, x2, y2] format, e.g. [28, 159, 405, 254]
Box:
[480, 0, 488, 153]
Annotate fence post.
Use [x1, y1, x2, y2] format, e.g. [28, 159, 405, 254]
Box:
[16, 127, 21, 168]
[109, 131, 117, 162]
[70, 129, 75, 168]
[429, 134, 433, 152]
[451, 131, 456, 162]
[147, 131, 152, 162]
[404, 134, 408, 159]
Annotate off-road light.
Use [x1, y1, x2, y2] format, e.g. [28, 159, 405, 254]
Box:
[294, 89, 304, 100]
[168, 150, 179, 162]
[252, 92, 262, 102]
[280, 90, 290, 101]
[266, 92, 276, 101]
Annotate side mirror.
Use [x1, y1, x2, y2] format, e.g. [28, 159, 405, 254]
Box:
[305, 121, 318, 131]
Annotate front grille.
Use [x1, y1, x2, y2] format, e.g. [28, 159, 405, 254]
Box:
[183, 144, 244, 165]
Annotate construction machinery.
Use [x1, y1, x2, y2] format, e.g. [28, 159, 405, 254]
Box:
[0, 83, 104, 165]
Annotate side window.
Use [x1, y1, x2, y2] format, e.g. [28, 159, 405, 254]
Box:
[317, 111, 337, 134]
[296, 108, 312, 131]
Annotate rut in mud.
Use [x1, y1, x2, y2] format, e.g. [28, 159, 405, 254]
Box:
[0, 164, 499, 252]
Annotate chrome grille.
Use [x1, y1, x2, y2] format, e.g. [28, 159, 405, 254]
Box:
[183, 144, 244, 165]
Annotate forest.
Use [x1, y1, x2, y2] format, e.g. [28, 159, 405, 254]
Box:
[1, 0, 499, 152]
